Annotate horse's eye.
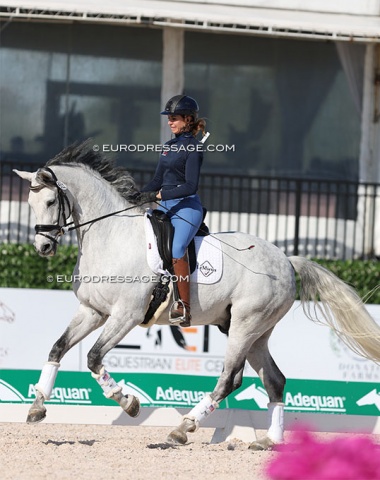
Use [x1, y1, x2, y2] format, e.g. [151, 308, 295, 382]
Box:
[47, 199, 56, 207]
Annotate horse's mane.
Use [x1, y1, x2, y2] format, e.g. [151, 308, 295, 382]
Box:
[46, 140, 138, 199]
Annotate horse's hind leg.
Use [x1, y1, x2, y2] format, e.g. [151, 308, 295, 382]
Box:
[246, 328, 286, 451]
[27, 304, 105, 423]
[167, 321, 254, 445]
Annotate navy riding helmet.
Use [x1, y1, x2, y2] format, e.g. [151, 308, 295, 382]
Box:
[161, 95, 199, 117]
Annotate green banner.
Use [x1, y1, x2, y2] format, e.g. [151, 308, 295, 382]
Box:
[0, 370, 379, 416]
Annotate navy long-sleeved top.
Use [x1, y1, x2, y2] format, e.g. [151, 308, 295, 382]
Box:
[141, 132, 203, 201]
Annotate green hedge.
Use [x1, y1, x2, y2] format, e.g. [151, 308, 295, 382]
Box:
[0, 244, 78, 290]
[0, 244, 379, 303]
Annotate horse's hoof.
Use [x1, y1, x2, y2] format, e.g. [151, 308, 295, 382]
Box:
[124, 395, 140, 418]
[26, 407, 47, 424]
[167, 428, 188, 445]
[248, 436, 276, 451]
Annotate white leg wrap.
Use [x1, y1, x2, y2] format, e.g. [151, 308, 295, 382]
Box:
[35, 361, 60, 400]
[183, 395, 219, 430]
[267, 402, 285, 443]
[91, 366, 122, 398]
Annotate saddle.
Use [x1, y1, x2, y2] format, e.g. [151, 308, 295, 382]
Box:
[141, 208, 209, 325]
[148, 208, 209, 273]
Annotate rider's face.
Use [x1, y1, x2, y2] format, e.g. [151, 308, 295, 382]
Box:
[167, 115, 191, 135]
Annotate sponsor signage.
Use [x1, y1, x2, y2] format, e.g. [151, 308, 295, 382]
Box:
[1, 289, 379, 382]
[0, 370, 379, 417]
[1, 288, 380, 420]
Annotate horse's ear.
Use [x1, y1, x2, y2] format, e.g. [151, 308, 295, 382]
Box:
[13, 169, 34, 182]
[36, 168, 55, 186]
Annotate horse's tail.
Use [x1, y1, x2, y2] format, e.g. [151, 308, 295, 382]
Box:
[288, 256, 380, 363]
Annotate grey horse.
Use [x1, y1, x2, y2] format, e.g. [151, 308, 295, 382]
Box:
[14, 142, 380, 450]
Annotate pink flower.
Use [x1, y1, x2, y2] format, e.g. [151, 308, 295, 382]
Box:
[266, 428, 380, 480]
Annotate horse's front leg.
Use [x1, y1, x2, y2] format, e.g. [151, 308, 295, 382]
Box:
[86, 315, 142, 418]
[89, 366, 140, 418]
[27, 304, 106, 423]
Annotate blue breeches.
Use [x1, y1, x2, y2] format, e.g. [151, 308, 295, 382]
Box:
[158, 195, 203, 258]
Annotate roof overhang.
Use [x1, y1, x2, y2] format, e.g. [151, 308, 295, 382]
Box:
[1, 0, 379, 42]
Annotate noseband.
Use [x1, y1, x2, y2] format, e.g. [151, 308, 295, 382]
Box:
[31, 167, 72, 245]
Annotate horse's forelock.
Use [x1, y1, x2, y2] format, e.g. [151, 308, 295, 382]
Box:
[46, 140, 138, 199]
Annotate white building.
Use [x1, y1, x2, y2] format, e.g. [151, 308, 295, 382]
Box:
[1, 1, 379, 256]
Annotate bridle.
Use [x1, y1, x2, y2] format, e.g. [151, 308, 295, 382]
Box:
[31, 167, 73, 245]
[31, 167, 140, 245]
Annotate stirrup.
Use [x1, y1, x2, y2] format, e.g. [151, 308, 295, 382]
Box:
[169, 300, 191, 327]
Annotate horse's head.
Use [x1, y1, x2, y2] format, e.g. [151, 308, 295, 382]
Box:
[14, 167, 72, 257]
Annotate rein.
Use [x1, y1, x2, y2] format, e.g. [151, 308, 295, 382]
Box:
[33, 167, 254, 253]
[64, 205, 140, 232]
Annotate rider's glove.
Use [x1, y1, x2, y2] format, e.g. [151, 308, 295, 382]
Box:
[128, 191, 159, 204]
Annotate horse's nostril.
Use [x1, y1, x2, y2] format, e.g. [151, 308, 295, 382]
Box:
[41, 243, 52, 254]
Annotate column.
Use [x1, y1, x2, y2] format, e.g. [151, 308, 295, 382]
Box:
[160, 27, 184, 143]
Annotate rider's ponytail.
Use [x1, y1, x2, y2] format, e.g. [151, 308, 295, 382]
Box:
[183, 116, 207, 138]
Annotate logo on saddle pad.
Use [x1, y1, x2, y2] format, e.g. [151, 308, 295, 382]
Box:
[198, 261, 216, 277]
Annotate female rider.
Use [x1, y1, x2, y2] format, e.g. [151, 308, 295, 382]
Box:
[137, 95, 207, 327]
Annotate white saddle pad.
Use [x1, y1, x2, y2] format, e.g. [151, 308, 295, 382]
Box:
[144, 212, 223, 285]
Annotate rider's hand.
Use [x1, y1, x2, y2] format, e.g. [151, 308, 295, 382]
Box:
[128, 191, 159, 204]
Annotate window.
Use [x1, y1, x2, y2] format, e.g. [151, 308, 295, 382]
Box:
[0, 22, 162, 168]
[184, 32, 363, 181]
